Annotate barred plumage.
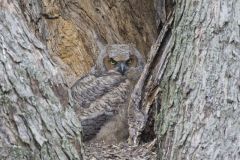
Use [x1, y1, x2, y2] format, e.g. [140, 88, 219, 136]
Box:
[71, 44, 145, 143]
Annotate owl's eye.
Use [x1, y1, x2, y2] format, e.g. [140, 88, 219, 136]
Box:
[110, 58, 117, 65]
[126, 58, 132, 65]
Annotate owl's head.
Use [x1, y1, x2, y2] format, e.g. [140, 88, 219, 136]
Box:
[96, 44, 145, 76]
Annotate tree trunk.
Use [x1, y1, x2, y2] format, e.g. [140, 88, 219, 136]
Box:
[0, 1, 83, 159]
[2, 0, 237, 159]
[153, 0, 240, 159]
[41, 0, 157, 85]
[0, 0, 157, 159]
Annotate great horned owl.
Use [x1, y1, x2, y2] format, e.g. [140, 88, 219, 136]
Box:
[71, 44, 145, 144]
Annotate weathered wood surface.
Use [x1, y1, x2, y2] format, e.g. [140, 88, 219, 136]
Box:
[155, 0, 240, 159]
[128, 15, 174, 145]
[0, 1, 83, 159]
[0, 0, 158, 159]
[1, 0, 238, 159]
[19, 0, 157, 85]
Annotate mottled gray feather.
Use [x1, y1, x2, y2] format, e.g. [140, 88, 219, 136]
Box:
[71, 72, 131, 140]
[71, 44, 145, 142]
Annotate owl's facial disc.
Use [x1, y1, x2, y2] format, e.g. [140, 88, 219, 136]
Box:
[109, 58, 127, 75]
[103, 53, 138, 75]
[104, 57, 128, 75]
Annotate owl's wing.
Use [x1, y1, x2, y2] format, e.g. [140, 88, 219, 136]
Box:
[71, 72, 125, 108]
[71, 72, 131, 141]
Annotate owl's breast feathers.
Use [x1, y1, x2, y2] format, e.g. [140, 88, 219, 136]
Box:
[71, 72, 132, 140]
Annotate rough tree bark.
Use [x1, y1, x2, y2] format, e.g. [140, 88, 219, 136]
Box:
[128, 0, 240, 159]
[2, 0, 238, 159]
[152, 0, 240, 159]
[0, 1, 83, 159]
[0, 0, 157, 159]
[40, 0, 157, 85]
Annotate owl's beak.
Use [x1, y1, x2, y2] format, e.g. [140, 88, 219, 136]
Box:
[117, 62, 127, 75]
